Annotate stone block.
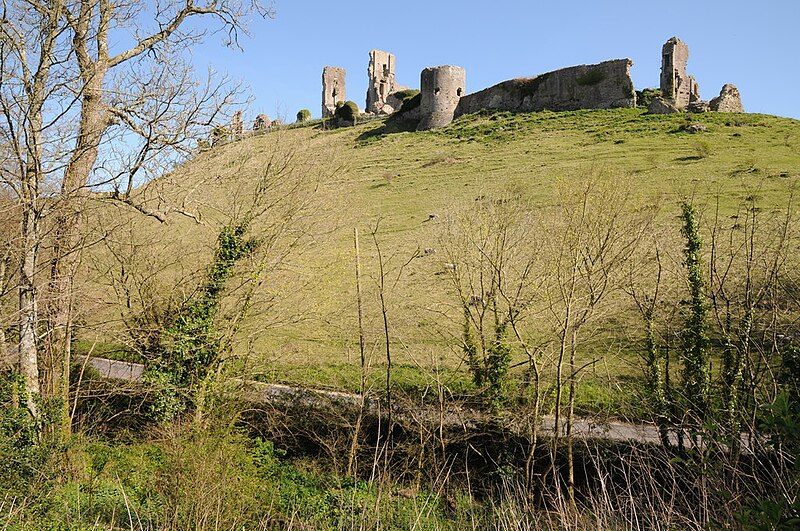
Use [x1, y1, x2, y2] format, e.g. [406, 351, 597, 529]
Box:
[647, 96, 680, 114]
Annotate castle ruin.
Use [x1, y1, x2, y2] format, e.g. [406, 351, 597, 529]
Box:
[710, 84, 744, 113]
[660, 37, 699, 110]
[649, 36, 742, 114]
[253, 114, 271, 131]
[232, 111, 244, 141]
[455, 59, 636, 119]
[417, 66, 466, 131]
[366, 50, 399, 114]
[322, 66, 346, 118]
[216, 37, 746, 148]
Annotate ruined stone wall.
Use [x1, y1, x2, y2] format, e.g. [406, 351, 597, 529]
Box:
[417, 65, 466, 131]
[366, 49, 398, 114]
[253, 114, 271, 131]
[322, 66, 346, 118]
[660, 37, 698, 109]
[454, 59, 636, 118]
[710, 84, 744, 112]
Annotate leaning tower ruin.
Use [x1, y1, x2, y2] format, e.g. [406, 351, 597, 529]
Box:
[417, 65, 466, 131]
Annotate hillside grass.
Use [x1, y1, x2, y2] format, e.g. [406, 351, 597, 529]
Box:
[79, 108, 800, 419]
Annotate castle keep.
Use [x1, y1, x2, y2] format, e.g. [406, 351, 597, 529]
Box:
[455, 59, 636, 118]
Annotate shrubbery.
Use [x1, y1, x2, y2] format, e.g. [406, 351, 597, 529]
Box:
[334, 100, 359, 122]
[392, 89, 419, 103]
[636, 88, 661, 107]
[296, 109, 311, 122]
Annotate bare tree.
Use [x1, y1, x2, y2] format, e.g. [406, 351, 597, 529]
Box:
[541, 175, 652, 506]
[439, 192, 554, 491]
[440, 194, 544, 403]
[0, 0, 273, 428]
[707, 191, 795, 444]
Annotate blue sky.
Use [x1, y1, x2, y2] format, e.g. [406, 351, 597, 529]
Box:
[191, 0, 800, 121]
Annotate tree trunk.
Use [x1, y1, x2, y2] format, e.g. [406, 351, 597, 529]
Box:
[45, 70, 107, 436]
[19, 181, 40, 418]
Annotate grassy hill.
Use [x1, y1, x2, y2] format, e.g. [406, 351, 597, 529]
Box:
[80, 108, 800, 416]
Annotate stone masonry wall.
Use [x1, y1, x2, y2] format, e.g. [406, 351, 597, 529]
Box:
[417, 65, 466, 130]
[660, 37, 699, 109]
[322, 66, 346, 118]
[454, 59, 636, 118]
[366, 49, 398, 114]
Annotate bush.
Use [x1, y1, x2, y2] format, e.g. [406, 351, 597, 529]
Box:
[334, 101, 359, 122]
[0, 374, 44, 494]
[636, 88, 661, 108]
[296, 109, 311, 123]
[692, 139, 713, 158]
[395, 93, 421, 116]
[392, 89, 420, 102]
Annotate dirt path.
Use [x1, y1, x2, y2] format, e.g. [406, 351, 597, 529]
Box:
[76, 356, 695, 447]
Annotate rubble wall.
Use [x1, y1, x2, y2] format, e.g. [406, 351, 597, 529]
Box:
[455, 59, 636, 118]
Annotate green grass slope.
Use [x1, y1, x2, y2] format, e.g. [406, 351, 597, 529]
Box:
[81, 108, 800, 414]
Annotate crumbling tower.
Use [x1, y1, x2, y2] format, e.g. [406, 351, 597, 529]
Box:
[660, 37, 699, 110]
[366, 50, 398, 114]
[322, 66, 346, 118]
[417, 65, 465, 131]
[231, 111, 243, 140]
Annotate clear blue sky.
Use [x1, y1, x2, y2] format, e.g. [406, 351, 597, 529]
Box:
[192, 0, 800, 121]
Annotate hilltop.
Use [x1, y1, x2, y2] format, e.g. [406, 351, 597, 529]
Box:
[82, 108, 800, 413]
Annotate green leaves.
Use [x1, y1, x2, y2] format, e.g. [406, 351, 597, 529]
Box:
[679, 202, 710, 421]
[144, 224, 259, 421]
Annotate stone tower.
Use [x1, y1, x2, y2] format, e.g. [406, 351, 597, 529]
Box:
[417, 65, 466, 131]
[231, 111, 243, 140]
[660, 37, 699, 110]
[366, 49, 398, 114]
[322, 66, 346, 118]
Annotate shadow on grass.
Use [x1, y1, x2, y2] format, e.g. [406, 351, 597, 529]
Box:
[356, 115, 419, 144]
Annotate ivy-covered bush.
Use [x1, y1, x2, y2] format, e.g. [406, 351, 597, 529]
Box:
[636, 88, 661, 108]
[296, 109, 311, 122]
[143, 224, 259, 421]
[334, 101, 359, 122]
[398, 93, 421, 115]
